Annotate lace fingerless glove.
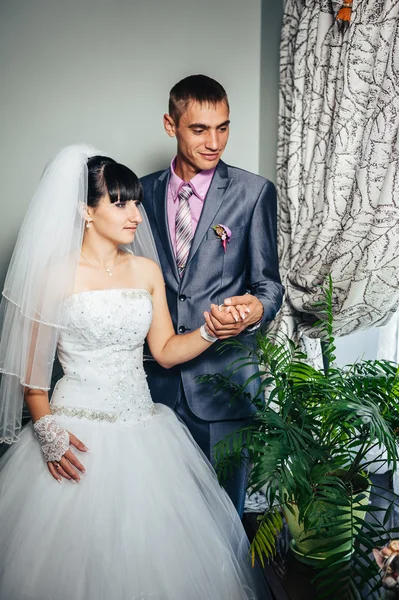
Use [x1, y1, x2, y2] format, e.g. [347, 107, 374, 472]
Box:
[33, 415, 70, 462]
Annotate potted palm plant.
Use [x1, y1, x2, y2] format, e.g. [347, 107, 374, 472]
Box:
[200, 277, 399, 599]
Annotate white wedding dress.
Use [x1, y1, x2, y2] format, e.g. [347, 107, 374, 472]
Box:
[0, 288, 270, 600]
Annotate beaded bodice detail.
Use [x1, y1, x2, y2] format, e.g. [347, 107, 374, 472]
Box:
[51, 289, 154, 425]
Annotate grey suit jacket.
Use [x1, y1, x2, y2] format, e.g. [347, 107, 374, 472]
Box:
[141, 160, 284, 422]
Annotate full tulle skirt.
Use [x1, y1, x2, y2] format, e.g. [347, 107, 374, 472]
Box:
[0, 404, 269, 600]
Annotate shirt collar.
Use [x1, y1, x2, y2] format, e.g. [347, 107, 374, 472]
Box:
[169, 157, 215, 203]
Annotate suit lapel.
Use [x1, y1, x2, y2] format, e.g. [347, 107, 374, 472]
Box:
[184, 161, 232, 272]
[152, 170, 180, 282]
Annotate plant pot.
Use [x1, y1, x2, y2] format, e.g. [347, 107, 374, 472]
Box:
[284, 472, 370, 565]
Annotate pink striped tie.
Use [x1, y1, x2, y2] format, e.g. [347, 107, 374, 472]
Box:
[175, 185, 193, 276]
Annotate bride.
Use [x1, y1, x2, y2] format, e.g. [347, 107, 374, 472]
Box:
[0, 145, 271, 600]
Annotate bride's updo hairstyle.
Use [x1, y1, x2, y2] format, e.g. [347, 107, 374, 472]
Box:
[87, 156, 143, 208]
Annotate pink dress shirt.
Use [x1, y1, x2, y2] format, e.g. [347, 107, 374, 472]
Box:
[167, 158, 215, 256]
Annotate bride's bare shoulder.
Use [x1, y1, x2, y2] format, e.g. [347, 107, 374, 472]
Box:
[121, 252, 162, 278]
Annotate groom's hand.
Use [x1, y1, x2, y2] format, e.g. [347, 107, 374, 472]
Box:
[204, 294, 263, 340]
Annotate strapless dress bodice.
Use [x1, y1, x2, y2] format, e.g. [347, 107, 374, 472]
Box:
[51, 288, 155, 424]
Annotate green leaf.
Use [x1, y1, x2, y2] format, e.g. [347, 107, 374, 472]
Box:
[197, 275, 399, 598]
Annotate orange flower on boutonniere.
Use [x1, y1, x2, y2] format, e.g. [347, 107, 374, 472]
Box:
[212, 224, 232, 253]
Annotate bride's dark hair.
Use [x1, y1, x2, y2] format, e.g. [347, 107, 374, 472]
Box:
[87, 156, 143, 208]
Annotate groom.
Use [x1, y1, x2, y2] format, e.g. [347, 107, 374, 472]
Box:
[141, 75, 283, 516]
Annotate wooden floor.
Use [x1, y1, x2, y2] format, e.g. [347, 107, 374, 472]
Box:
[243, 513, 315, 600]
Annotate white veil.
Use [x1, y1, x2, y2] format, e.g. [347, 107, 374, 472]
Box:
[0, 144, 159, 444]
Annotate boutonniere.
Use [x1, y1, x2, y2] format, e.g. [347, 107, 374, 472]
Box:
[212, 224, 232, 253]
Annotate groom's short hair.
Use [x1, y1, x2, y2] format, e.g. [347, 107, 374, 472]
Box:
[169, 75, 229, 125]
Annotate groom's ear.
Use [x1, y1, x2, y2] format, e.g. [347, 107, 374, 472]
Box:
[163, 114, 176, 138]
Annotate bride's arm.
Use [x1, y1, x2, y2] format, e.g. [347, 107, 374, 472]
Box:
[24, 388, 87, 482]
[146, 263, 221, 369]
[24, 388, 51, 421]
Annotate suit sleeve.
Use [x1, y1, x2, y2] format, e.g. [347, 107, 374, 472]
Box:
[245, 180, 284, 327]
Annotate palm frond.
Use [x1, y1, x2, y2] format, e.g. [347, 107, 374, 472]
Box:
[249, 507, 284, 566]
[199, 275, 399, 598]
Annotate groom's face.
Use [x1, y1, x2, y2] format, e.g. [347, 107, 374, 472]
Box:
[164, 100, 230, 174]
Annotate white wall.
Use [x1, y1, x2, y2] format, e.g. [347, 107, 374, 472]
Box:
[0, 0, 265, 287]
[334, 328, 380, 366]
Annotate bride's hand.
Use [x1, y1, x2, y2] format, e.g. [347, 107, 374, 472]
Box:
[47, 432, 88, 483]
[32, 415, 88, 483]
[220, 303, 250, 323]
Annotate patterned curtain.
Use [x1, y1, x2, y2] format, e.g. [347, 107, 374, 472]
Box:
[274, 0, 399, 345]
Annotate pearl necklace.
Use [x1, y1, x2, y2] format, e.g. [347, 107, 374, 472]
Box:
[80, 250, 120, 277]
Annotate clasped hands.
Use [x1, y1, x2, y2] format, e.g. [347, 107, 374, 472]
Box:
[203, 294, 264, 340]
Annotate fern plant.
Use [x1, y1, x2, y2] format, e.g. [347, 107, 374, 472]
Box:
[200, 277, 399, 599]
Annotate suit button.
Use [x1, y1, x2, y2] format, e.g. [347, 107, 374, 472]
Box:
[179, 294, 186, 302]
[178, 326, 186, 333]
